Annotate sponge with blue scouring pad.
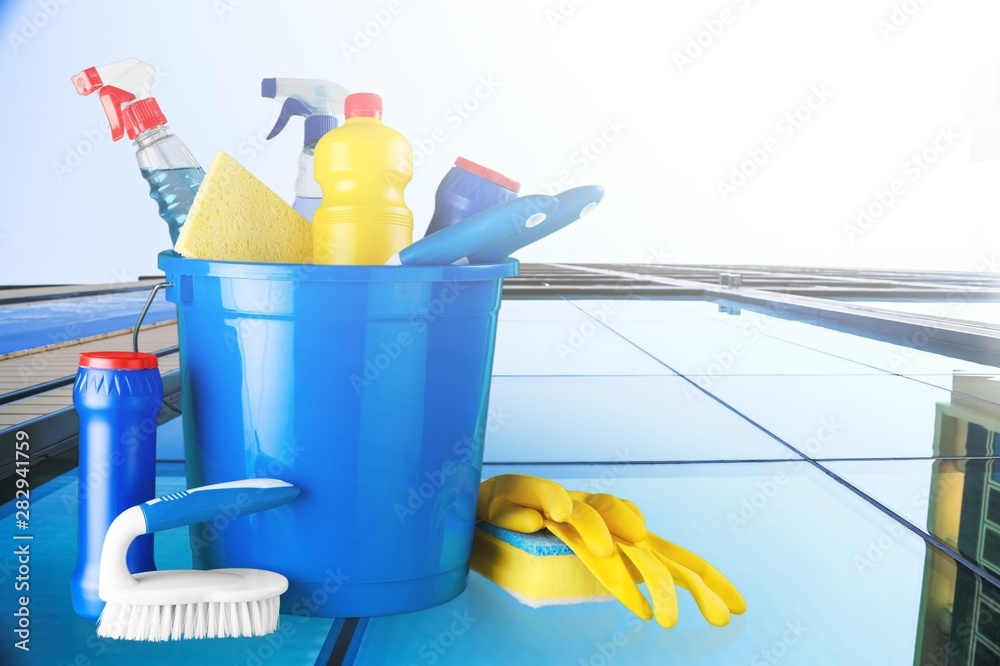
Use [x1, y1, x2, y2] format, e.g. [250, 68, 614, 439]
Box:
[469, 521, 615, 608]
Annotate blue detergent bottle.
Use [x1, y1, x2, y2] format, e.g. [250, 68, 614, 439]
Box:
[71, 352, 162, 620]
[72, 59, 204, 246]
[424, 157, 520, 237]
[261, 77, 348, 220]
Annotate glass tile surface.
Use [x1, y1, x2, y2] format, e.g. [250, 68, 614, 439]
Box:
[680, 373, 985, 459]
[354, 462, 966, 666]
[485, 376, 795, 462]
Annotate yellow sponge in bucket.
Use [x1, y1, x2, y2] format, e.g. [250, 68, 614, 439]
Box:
[470, 522, 614, 607]
[174, 151, 312, 264]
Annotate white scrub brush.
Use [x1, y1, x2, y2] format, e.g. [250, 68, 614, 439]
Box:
[96, 478, 299, 641]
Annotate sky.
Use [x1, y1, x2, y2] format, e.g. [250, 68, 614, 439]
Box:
[1, 0, 999, 284]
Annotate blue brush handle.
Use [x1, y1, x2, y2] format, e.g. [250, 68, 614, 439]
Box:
[468, 185, 604, 263]
[393, 195, 559, 266]
[138, 479, 300, 534]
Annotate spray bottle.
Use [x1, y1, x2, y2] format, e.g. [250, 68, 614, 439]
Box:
[262, 78, 349, 220]
[72, 58, 204, 246]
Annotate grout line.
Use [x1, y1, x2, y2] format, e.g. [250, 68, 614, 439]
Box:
[484, 455, 1000, 466]
[327, 617, 360, 666]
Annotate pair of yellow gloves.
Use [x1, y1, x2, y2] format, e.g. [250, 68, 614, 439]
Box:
[477, 474, 746, 628]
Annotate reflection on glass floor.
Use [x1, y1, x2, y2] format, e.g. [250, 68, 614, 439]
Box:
[360, 462, 933, 665]
[350, 297, 1000, 665]
[4, 292, 1000, 665]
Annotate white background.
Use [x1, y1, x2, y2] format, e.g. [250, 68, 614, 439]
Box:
[1, 0, 999, 284]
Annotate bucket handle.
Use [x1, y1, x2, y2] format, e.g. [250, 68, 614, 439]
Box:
[133, 282, 172, 353]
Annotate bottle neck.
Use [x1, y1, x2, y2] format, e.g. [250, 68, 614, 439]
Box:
[133, 124, 170, 148]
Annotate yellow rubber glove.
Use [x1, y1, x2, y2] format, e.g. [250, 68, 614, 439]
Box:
[572, 491, 746, 628]
[478, 475, 746, 628]
[477, 474, 615, 558]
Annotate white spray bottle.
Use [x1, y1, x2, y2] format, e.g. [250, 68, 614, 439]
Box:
[262, 78, 349, 220]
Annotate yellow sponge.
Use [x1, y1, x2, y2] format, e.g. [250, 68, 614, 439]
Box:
[174, 151, 312, 264]
[470, 523, 614, 607]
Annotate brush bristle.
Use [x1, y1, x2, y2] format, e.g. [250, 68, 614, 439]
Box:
[96, 597, 280, 641]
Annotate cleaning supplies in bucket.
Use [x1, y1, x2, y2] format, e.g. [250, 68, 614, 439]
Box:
[313, 92, 414, 265]
[261, 77, 349, 220]
[475, 474, 747, 628]
[97, 479, 299, 641]
[71, 351, 162, 620]
[72, 58, 204, 247]
[173, 152, 312, 263]
[70, 59, 609, 268]
[158, 250, 517, 617]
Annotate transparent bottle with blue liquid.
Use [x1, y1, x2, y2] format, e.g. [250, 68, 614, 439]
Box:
[72, 59, 203, 246]
[134, 123, 204, 246]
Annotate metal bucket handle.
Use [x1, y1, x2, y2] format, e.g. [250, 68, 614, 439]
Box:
[132, 282, 172, 353]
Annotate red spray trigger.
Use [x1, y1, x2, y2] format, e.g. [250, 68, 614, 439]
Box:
[71, 59, 163, 142]
[72, 66, 135, 142]
[99, 87, 136, 142]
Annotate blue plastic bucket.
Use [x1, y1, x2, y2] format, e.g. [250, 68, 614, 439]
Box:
[157, 251, 517, 617]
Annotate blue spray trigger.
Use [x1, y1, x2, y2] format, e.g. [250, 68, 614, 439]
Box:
[266, 97, 315, 140]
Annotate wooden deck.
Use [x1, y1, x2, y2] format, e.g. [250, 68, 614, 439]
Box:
[0, 322, 179, 430]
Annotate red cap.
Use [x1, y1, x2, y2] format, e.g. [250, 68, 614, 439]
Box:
[79, 351, 159, 370]
[345, 93, 383, 120]
[454, 157, 520, 193]
[123, 98, 167, 140]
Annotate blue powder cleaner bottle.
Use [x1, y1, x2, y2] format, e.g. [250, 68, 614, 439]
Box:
[424, 157, 520, 237]
[71, 352, 162, 620]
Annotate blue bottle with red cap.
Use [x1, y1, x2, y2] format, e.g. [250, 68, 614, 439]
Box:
[71, 352, 162, 620]
[424, 157, 520, 237]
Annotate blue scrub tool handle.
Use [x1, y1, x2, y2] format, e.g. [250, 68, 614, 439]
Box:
[468, 186, 605, 264]
[387, 195, 560, 266]
[138, 479, 300, 534]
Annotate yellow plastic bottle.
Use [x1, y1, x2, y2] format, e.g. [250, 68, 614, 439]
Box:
[312, 92, 413, 264]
